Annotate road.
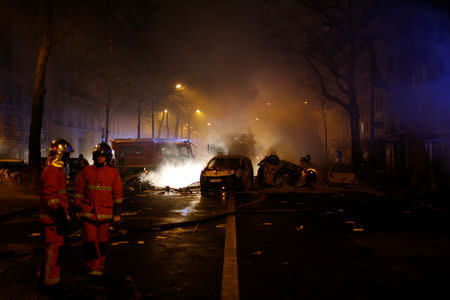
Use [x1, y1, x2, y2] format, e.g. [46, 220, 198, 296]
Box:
[1, 187, 450, 299]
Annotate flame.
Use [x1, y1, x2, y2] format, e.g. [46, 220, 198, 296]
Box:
[140, 161, 204, 188]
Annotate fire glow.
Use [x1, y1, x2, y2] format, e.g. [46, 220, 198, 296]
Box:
[140, 161, 205, 189]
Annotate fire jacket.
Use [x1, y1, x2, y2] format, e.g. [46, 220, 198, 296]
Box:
[40, 165, 69, 224]
[74, 165, 122, 221]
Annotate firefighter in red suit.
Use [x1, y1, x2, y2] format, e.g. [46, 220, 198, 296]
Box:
[74, 142, 122, 278]
[39, 139, 73, 289]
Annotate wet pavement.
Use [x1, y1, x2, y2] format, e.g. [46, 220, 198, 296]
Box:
[1, 187, 450, 299]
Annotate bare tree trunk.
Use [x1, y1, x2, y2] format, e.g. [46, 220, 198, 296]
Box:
[369, 41, 377, 169]
[166, 111, 169, 138]
[105, 89, 110, 142]
[157, 111, 164, 138]
[349, 102, 362, 173]
[321, 96, 328, 163]
[174, 107, 180, 139]
[29, 0, 52, 190]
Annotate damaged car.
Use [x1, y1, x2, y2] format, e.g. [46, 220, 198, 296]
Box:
[200, 155, 253, 194]
[257, 155, 303, 186]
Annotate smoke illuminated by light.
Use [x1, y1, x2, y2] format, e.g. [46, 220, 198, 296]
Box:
[140, 161, 205, 188]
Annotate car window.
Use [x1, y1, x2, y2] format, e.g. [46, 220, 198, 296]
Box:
[207, 158, 241, 169]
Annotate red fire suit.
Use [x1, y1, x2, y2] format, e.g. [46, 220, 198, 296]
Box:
[74, 164, 122, 275]
[39, 164, 69, 286]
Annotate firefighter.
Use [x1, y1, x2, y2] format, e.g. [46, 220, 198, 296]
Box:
[38, 138, 73, 291]
[74, 142, 122, 280]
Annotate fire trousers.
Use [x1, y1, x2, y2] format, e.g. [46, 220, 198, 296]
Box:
[82, 220, 110, 274]
[39, 225, 64, 286]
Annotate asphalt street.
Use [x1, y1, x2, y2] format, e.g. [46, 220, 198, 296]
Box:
[1, 188, 450, 299]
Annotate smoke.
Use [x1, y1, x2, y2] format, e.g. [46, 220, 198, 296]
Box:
[139, 160, 206, 188]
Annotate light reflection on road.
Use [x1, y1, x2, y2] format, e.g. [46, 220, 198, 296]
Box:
[173, 194, 201, 216]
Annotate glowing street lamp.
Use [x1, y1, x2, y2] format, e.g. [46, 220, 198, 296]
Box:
[304, 101, 308, 104]
[196, 109, 201, 113]
[207, 122, 211, 126]
[164, 109, 168, 113]
[175, 83, 184, 90]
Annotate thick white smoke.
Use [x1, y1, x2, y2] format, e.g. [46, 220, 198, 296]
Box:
[140, 161, 205, 189]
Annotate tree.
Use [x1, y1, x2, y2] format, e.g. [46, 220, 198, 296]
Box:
[28, 0, 53, 190]
[299, 0, 380, 173]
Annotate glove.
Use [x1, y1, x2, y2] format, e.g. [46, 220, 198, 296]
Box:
[55, 206, 71, 235]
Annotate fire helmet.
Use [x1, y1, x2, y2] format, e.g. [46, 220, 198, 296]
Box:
[48, 139, 74, 168]
[92, 142, 113, 165]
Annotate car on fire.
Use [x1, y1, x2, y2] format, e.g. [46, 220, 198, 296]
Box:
[200, 155, 253, 194]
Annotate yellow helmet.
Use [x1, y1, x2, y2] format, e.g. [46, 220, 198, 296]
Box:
[48, 139, 74, 168]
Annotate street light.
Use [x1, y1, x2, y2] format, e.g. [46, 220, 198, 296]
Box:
[164, 109, 168, 113]
[196, 109, 201, 113]
[304, 101, 308, 104]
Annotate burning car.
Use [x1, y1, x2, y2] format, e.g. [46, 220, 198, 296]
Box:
[257, 155, 303, 186]
[200, 155, 253, 194]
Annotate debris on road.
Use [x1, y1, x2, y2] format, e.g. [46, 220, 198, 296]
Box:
[337, 209, 344, 212]
[216, 224, 226, 228]
[263, 222, 273, 226]
[296, 225, 304, 231]
[353, 228, 364, 232]
[121, 211, 138, 216]
[344, 221, 355, 224]
[28, 232, 40, 237]
[137, 241, 145, 245]
[251, 250, 264, 255]
[155, 236, 168, 240]
[111, 241, 129, 246]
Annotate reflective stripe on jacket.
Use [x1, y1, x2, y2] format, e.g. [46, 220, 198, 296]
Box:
[74, 165, 122, 221]
[40, 165, 69, 224]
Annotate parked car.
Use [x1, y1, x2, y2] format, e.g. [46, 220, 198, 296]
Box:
[326, 163, 358, 187]
[200, 155, 253, 194]
[0, 159, 27, 184]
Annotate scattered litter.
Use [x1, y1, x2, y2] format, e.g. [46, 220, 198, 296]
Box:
[121, 212, 138, 216]
[193, 224, 199, 231]
[137, 241, 145, 245]
[353, 228, 364, 232]
[155, 236, 168, 240]
[28, 232, 40, 237]
[216, 224, 226, 228]
[296, 225, 304, 231]
[118, 229, 128, 235]
[111, 241, 129, 246]
[252, 250, 264, 255]
[344, 221, 355, 224]
[263, 222, 272, 226]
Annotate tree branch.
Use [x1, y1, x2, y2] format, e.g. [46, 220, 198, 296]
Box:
[307, 56, 349, 111]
